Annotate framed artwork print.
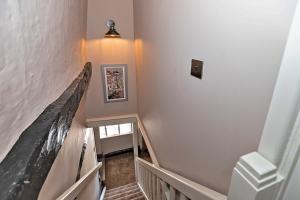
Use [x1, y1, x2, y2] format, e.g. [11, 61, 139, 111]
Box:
[101, 64, 128, 103]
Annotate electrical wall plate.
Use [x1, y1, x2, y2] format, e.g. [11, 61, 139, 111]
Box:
[190, 59, 203, 79]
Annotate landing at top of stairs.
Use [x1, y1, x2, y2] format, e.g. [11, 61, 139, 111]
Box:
[104, 183, 145, 200]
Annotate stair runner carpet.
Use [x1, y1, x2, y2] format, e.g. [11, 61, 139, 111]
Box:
[104, 182, 145, 200]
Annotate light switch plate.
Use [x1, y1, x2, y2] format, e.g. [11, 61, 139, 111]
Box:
[191, 59, 203, 79]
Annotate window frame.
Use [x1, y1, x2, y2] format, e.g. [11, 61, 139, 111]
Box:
[99, 122, 133, 139]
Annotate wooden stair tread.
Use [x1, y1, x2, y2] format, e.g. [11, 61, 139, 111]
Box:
[105, 187, 141, 198]
[106, 185, 139, 197]
[104, 183, 145, 200]
[107, 182, 136, 192]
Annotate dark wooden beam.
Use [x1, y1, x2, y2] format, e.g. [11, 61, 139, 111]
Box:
[0, 63, 92, 200]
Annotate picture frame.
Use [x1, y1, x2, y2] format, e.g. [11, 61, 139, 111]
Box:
[101, 64, 128, 103]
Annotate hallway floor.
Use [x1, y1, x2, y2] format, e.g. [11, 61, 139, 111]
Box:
[105, 152, 135, 189]
[105, 151, 152, 189]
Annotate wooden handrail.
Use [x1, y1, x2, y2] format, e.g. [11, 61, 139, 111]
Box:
[136, 158, 227, 200]
[86, 113, 159, 167]
[56, 162, 102, 200]
[135, 115, 160, 167]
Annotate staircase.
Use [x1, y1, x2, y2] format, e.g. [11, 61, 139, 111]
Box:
[104, 183, 145, 200]
[88, 115, 227, 200]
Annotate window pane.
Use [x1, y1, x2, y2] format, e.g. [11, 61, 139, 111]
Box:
[99, 126, 106, 139]
[120, 123, 133, 135]
[106, 125, 119, 137]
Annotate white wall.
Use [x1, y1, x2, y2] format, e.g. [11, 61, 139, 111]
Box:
[133, 0, 297, 194]
[100, 134, 133, 155]
[85, 0, 137, 118]
[38, 97, 99, 200]
[0, 0, 87, 162]
[78, 128, 100, 200]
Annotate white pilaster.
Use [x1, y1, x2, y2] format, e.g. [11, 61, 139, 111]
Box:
[228, 2, 300, 199]
[228, 152, 282, 200]
[258, 0, 300, 166]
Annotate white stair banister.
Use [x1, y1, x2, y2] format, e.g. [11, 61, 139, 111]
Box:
[56, 162, 102, 200]
[170, 186, 176, 200]
[136, 157, 226, 200]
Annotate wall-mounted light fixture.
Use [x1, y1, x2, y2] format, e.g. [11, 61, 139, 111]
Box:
[104, 19, 121, 38]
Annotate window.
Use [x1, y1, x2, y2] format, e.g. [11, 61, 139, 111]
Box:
[99, 123, 133, 139]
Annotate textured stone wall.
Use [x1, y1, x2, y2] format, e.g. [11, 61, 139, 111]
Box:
[0, 0, 87, 162]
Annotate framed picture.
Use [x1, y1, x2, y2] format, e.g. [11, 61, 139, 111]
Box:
[101, 64, 128, 103]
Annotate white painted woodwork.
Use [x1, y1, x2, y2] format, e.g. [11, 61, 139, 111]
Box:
[144, 169, 147, 194]
[161, 181, 169, 200]
[180, 193, 189, 200]
[136, 158, 227, 200]
[228, 2, 300, 200]
[258, 0, 300, 165]
[138, 182, 150, 200]
[272, 5, 300, 200]
[146, 170, 150, 199]
[56, 162, 102, 200]
[133, 121, 139, 181]
[135, 115, 160, 167]
[99, 187, 106, 200]
[276, 110, 300, 200]
[280, 151, 300, 200]
[170, 186, 176, 200]
[157, 177, 162, 200]
[228, 152, 282, 200]
[101, 157, 106, 181]
[93, 128, 102, 154]
[152, 174, 156, 200]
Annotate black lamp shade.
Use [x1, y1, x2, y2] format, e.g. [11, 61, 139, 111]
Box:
[105, 28, 121, 38]
[105, 20, 121, 38]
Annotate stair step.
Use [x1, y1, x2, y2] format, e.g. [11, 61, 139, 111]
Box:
[105, 187, 141, 199]
[106, 184, 139, 197]
[107, 192, 144, 200]
[107, 182, 136, 192]
[104, 183, 145, 200]
[130, 195, 145, 200]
